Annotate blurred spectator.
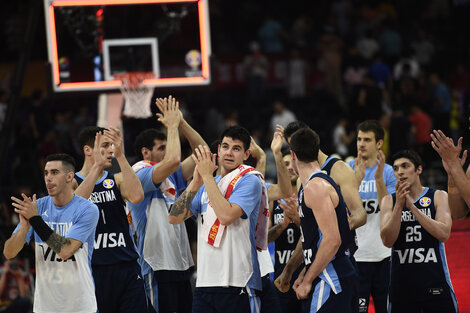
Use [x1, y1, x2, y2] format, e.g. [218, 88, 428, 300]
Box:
[0, 90, 8, 132]
[290, 13, 313, 50]
[393, 55, 420, 81]
[0, 259, 32, 313]
[243, 41, 269, 103]
[269, 100, 296, 135]
[287, 48, 308, 99]
[356, 30, 380, 61]
[377, 20, 402, 64]
[411, 29, 435, 66]
[449, 88, 463, 142]
[368, 52, 393, 89]
[350, 73, 384, 123]
[408, 104, 432, 165]
[429, 72, 451, 134]
[257, 13, 288, 53]
[389, 106, 413, 157]
[332, 116, 355, 158]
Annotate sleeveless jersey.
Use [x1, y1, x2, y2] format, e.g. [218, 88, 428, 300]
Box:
[298, 171, 355, 293]
[390, 187, 456, 302]
[322, 156, 358, 257]
[75, 171, 139, 265]
[272, 199, 301, 279]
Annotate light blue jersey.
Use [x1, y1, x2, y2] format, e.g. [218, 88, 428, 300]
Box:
[348, 159, 397, 261]
[13, 195, 99, 313]
[128, 165, 193, 276]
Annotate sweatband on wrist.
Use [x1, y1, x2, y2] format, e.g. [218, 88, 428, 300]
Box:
[29, 216, 54, 242]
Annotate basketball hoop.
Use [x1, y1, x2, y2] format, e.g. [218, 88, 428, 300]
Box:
[114, 72, 155, 119]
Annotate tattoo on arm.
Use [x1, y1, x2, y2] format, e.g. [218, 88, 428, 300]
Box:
[170, 189, 197, 220]
[268, 223, 286, 243]
[46, 233, 71, 255]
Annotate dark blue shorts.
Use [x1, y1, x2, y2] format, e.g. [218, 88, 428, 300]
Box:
[192, 286, 260, 313]
[144, 269, 193, 313]
[259, 275, 281, 313]
[357, 258, 390, 313]
[92, 261, 148, 313]
[389, 284, 459, 313]
[302, 275, 358, 313]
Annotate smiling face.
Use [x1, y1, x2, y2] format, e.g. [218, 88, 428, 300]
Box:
[357, 130, 382, 160]
[44, 161, 74, 197]
[218, 136, 250, 173]
[392, 157, 422, 185]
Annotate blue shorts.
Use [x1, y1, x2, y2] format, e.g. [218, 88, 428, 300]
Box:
[303, 275, 358, 313]
[192, 286, 260, 313]
[144, 270, 192, 313]
[92, 261, 148, 313]
[259, 275, 281, 313]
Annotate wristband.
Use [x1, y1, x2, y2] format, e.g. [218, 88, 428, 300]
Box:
[29, 216, 54, 242]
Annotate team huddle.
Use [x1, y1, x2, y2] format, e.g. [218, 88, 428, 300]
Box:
[3, 96, 462, 313]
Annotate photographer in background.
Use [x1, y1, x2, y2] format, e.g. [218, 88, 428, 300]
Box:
[0, 259, 31, 313]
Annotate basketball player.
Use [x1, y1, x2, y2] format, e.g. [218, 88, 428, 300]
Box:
[380, 150, 458, 313]
[250, 129, 295, 313]
[4, 153, 99, 313]
[268, 151, 302, 313]
[275, 121, 365, 294]
[289, 128, 356, 312]
[129, 96, 207, 313]
[168, 126, 266, 313]
[74, 125, 148, 313]
[347, 120, 396, 313]
[430, 129, 470, 218]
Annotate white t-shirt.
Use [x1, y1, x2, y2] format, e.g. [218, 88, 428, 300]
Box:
[14, 195, 99, 313]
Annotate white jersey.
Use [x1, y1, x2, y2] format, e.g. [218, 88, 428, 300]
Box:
[190, 174, 263, 290]
[348, 161, 397, 262]
[128, 164, 194, 276]
[14, 195, 99, 313]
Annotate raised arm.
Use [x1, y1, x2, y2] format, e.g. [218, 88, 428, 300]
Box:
[179, 109, 208, 181]
[3, 201, 31, 260]
[405, 190, 452, 242]
[333, 161, 366, 229]
[74, 132, 106, 199]
[380, 181, 408, 247]
[431, 130, 470, 218]
[375, 150, 390, 207]
[10, 194, 83, 260]
[250, 136, 266, 175]
[107, 127, 144, 204]
[152, 96, 182, 184]
[268, 129, 293, 201]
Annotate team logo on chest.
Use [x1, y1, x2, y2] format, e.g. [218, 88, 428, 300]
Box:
[103, 179, 114, 189]
[419, 197, 431, 207]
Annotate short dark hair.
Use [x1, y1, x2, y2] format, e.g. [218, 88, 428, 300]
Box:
[220, 126, 251, 151]
[134, 129, 167, 160]
[357, 120, 384, 142]
[78, 126, 107, 151]
[44, 153, 76, 173]
[289, 128, 320, 162]
[284, 121, 309, 140]
[391, 150, 423, 170]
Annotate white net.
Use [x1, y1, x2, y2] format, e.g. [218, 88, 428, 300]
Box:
[115, 72, 155, 119]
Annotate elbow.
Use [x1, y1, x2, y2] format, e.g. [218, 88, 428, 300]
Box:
[438, 230, 451, 243]
[168, 215, 180, 225]
[3, 249, 15, 260]
[380, 232, 394, 248]
[128, 191, 144, 204]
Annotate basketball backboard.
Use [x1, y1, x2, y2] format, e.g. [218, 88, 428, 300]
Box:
[43, 0, 211, 92]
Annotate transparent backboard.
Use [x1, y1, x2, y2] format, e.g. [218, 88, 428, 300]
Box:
[44, 0, 211, 92]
